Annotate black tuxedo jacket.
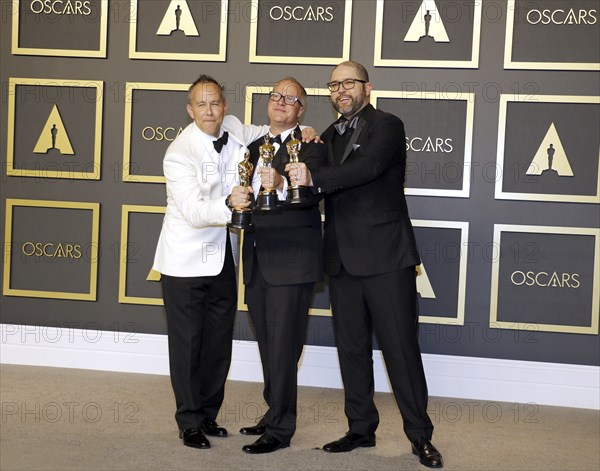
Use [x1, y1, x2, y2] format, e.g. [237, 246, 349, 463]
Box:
[312, 104, 420, 277]
[242, 128, 327, 286]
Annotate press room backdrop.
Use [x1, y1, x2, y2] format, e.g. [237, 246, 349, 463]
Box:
[1, 0, 599, 406]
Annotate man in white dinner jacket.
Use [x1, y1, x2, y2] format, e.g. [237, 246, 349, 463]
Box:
[153, 75, 269, 450]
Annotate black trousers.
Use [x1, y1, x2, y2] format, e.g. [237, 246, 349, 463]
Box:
[329, 265, 434, 442]
[161, 240, 237, 431]
[245, 258, 313, 442]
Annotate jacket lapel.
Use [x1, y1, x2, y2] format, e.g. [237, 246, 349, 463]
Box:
[247, 139, 262, 181]
[273, 125, 300, 170]
[340, 116, 366, 164]
[321, 126, 336, 165]
[273, 144, 288, 172]
[191, 126, 221, 187]
[222, 131, 250, 186]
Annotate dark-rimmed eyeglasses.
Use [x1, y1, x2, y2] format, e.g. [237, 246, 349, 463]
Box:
[269, 92, 303, 107]
[327, 79, 367, 92]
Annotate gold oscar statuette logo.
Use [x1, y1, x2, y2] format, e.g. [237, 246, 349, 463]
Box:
[156, 0, 200, 36]
[33, 105, 75, 155]
[526, 123, 574, 177]
[404, 0, 450, 43]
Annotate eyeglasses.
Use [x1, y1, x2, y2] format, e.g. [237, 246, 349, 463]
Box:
[269, 92, 303, 107]
[327, 79, 367, 92]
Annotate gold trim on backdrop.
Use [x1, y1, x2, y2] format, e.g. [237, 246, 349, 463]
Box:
[244, 86, 331, 125]
[412, 219, 469, 326]
[490, 224, 600, 335]
[11, 0, 108, 57]
[504, 0, 600, 71]
[128, 0, 228, 61]
[371, 91, 475, 198]
[123, 82, 190, 183]
[118, 205, 166, 306]
[374, 0, 482, 68]
[249, 0, 352, 65]
[6, 77, 103, 180]
[495, 94, 600, 204]
[3, 199, 100, 301]
[236, 216, 332, 317]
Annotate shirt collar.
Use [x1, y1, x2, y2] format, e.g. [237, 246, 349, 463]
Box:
[269, 124, 299, 144]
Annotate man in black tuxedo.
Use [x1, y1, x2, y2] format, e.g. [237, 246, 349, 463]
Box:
[238, 77, 327, 454]
[288, 61, 443, 468]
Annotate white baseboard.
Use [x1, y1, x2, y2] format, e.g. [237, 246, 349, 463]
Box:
[1, 323, 598, 409]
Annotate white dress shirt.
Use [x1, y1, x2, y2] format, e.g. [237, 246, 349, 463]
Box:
[251, 125, 303, 200]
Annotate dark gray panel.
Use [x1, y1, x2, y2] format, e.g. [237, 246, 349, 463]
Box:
[381, 0, 476, 61]
[8, 205, 94, 293]
[134, 1, 222, 54]
[378, 97, 467, 191]
[414, 226, 462, 319]
[496, 232, 595, 327]
[502, 102, 599, 196]
[129, 89, 190, 178]
[255, 0, 347, 58]
[17, 0, 103, 51]
[124, 211, 164, 300]
[13, 85, 98, 174]
[511, 0, 600, 64]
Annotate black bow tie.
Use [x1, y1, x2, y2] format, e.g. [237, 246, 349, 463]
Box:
[213, 131, 229, 153]
[269, 134, 282, 145]
[334, 116, 358, 135]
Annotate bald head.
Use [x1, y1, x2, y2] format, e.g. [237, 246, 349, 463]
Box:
[332, 61, 369, 82]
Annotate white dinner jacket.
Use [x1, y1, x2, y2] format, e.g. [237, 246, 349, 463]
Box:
[153, 116, 268, 277]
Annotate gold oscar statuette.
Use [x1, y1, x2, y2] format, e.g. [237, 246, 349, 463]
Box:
[285, 130, 313, 207]
[254, 135, 282, 214]
[227, 152, 255, 231]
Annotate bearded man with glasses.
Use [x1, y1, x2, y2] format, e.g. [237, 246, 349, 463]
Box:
[287, 61, 443, 468]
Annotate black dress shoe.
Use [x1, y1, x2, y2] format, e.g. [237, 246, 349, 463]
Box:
[411, 438, 443, 468]
[179, 428, 210, 449]
[239, 417, 267, 435]
[242, 434, 290, 454]
[200, 418, 228, 437]
[322, 432, 376, 453]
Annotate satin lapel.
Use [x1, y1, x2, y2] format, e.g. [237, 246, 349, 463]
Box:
[248, 140, 261, 180]
[272, 134, 289, 170]
[272, 142, 289, 172]
[322, 126, 336, 165]
[273, 125, 300, 170]
[340, 117, 366, 164]
[192, 129, 221, 187]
